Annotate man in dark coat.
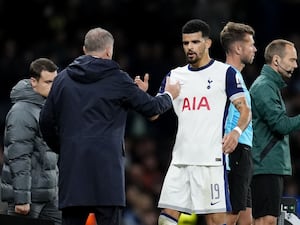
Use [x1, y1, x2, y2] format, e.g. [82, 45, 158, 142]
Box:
[39, 27, 180, 225]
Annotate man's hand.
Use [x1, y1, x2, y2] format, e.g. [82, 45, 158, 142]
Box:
[15, 203, 30, 215]
[165, 77, 181, 99]
[134, 73, 149, 92]
[222, 130, 240, 154]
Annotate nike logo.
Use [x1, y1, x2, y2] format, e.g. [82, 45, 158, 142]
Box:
[210, 201, 220, 205]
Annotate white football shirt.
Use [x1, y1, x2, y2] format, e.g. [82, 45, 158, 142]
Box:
[158, 59, 245, 166]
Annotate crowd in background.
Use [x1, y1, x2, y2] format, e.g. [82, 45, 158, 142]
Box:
[1, 0, 300, 224]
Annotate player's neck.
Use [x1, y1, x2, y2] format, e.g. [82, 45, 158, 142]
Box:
[226, 56, 245, 72]
[192, 55, 211, 68]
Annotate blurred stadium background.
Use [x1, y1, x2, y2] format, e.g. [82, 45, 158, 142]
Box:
[1, 0, 300, 224]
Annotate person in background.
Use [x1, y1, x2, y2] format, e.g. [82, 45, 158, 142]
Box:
[0, 58, 61, 225]
[220, 21, 256, 225]
[0, 141, 7, 215]
[39, 27, 180, 225]
[250, 39, 299, 225]
[156, 19, 251, 225]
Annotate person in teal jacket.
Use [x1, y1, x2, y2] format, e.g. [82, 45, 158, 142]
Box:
[250, 39, 299, 225]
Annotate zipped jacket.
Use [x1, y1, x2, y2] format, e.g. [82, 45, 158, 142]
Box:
[1, 79, 59, 204]
[250, 64, 300, 175]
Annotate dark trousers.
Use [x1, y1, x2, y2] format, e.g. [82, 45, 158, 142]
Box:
[7, 199, 61, 225]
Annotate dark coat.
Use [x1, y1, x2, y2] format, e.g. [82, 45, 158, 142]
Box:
[39, 55, 173, 209]
[1, 79, 59, 204]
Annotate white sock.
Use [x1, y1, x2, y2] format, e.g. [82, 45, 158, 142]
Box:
[158, 213, 178, 225]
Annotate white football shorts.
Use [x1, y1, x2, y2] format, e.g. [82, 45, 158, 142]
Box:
[158, 164, 231, 214]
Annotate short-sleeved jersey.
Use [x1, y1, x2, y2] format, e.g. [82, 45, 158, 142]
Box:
[158, 59, 245, 166]
[225, 67, 252, 147]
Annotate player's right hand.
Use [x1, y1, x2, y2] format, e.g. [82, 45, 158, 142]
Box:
[165, 77, 181, 99]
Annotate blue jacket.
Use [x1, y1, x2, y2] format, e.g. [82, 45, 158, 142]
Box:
[39, 55, 173, 209]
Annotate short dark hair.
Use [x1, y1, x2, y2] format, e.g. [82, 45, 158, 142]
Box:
[220, 22, 255, 53]
[264, 39, 294, 64]
[29, 58, 58, 80]
[182, 19, 210, 38]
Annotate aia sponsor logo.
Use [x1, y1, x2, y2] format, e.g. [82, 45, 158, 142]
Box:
[182, 96, 210, 111]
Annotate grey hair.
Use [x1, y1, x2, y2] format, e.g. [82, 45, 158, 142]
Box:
[84, 27, 114, 53]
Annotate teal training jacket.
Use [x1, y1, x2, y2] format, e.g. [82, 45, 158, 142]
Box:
[250, 64, 300, 176]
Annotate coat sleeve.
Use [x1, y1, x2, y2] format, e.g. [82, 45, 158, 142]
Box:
[120, 72, 173, 118]
[251, 83, 300, 134]
[5, 108, 36, 204]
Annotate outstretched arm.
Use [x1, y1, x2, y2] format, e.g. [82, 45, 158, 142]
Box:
[134, 74, 180, 121]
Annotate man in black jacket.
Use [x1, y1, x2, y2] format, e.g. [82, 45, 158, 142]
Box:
[39, 27, 180, 225]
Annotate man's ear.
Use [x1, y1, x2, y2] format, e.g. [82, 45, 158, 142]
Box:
[105, 47, 113, 58]
[235, 43, 242, 55]
[205, 38, 212, 48]
[273, 55, 280, 66]
[30, 77, 37, 88]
